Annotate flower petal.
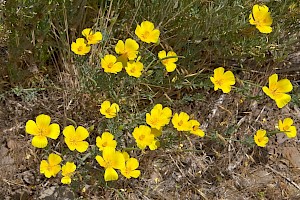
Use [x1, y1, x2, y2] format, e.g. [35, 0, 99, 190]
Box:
[75, 141, 89, 153]
[63, 125, 76, 138]
[104, 167, 118, 181]
[127, 158, 139, 170]
[36, 114, 51, 127]
[275, 94, 291, 108]
[48, 153, 62, 165]
[48, 123, 60, 139]
[25, 120, 39, 135]
[256, 25, 272, 34]
[276, 79, 293, 93]
[32, 136, 48, 148]
[61, 176, 72, 184]
[76, 126, 89, 140]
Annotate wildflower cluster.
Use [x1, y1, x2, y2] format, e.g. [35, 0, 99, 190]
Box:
[71, 28, 102, 55]
[254, 117, 297, 147]
[131, 104, 205, 151]
[23, 4, 299, 188]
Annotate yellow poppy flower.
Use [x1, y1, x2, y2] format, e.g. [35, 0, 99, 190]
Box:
[61, 162, 76, 184]
[82, 28, 102, 44]
[96, 132, 117, 151]
[95, 148, 125, 181]
[40, 153, 62, 178]
[249, 4, 273, 34]
[158, 50, 178, 72]
[100, 100, 120, 118]
[278, 118, 297, 138]
[101, 54, 123, 74]
[262, 74, 293, 108]
[189, 120, 205, 137]
[71, 38, 91, 55]
[254, 129, 269, 147]
[115, 38, 139, 61]
[132, 125, 155, 150]
[25, 114, 60, 148]
[135, 21, 160, 44]
[120, 158, 141, 179]
[210, 67, 235, 93]
[172, 112, 192, 131]
[63, 125, 89, 153]
[146, 104, 172, 130]
[125, 60, 144, 78]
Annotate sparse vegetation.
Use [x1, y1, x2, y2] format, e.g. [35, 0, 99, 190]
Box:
[1, 0, 300, 199]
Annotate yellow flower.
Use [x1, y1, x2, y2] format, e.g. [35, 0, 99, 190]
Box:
[82, 28, 102, 44]
[71, 38, 91, 55]
[101, 54, 123, 74]
[95, 148, 125, 181]
[172, 112, 192, 131]
[100, 100, 120, 118]
[135, 21, 160, 44]
[132, 125, 155, 150]
[25, 114, 60, 148]
[262, 74, 293, 108]
[158, 50, 178, 72]
[125, 60, 144, 78]
[96, 132, 117, 151]
[63, 125, 89, 153]
[210, 67, 235, 93]
[189, 120, 205, 137]
[254, 129, 269, 147]
[61, 162, 76, 184]
[149, 139, 160, 150]
[115, 38, 139, 61]
[249, 4, 273, 34]
[120, 158, 141, 179]
[122, 151, 130, 161]
[146, 104, 172, 130]
[40, 153, 62, 178]
[278, 118, 297, 138]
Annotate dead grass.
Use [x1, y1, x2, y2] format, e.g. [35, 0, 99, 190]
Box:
[1, 65, 300, 199]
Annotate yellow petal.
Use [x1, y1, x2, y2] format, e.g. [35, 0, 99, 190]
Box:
[158, 50, 167, 60]
[36, 114, 51, 127]
[286, 126, 297, 138]
[129, 170, 141, 178]
[249, 13, 256, 25]
[48, 153, 62, 165]
[276, 79, 293, 93]
[275, 94, 291, 108]
[32, 136, 48, 148]
[64, 137, 76, 151]
[221, 85, 232, 93]
[63, 125, 76, 138]
[125, 38, 139, 52]
[165, 62, 177, 72]
[223, 71, 235, 85]
[256, 25, 272, 34]
[149, 29, 160, 43]
[112, 151, 126, 169]
[25, 120, 39, 135]
[40, 160, 49, 174]
[75, 141, 89, 153]
[48, 123, 60, 139]
[82, 28, 92, 37]
[51, 165, 61, 177]
[141, 21, 154, 31]
[95, 155, 106, 167]
[61, 176, 71, 184]
[76, 126, 89, 140]
[127, 158, 139, 170]
[104, 167, 118, 181]
[115, 40, 125, 54]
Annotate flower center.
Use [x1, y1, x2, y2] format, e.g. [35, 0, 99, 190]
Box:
[78, 46, 83, 52]
[102, 142, 107, 147]
[178, 120, 183, 126]
[142, 31, 150, 39]
[139, 135, 145, 141]
[107, 63, 114, 69]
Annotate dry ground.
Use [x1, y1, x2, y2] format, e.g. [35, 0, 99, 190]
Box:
[1, 63, 300, 200]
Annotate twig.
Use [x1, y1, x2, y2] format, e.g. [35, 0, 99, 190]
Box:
[265, 165, 300, 191]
